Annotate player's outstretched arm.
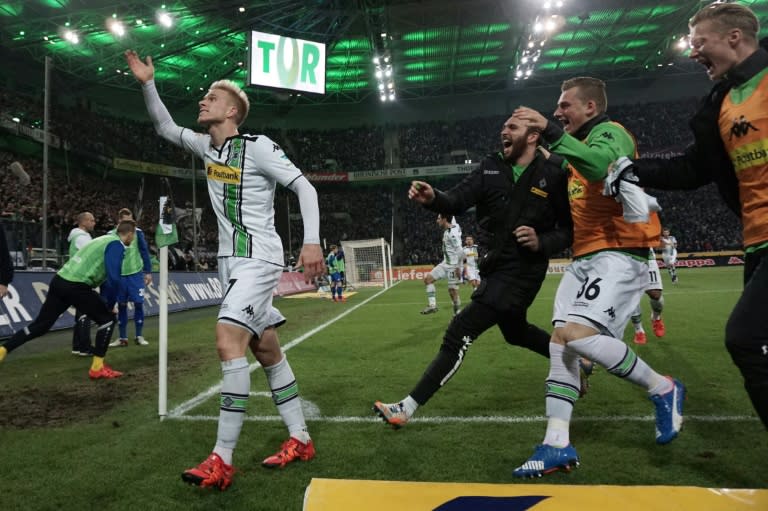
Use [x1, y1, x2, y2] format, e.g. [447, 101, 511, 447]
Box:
[125, 50, 154, 84]
[408, 181, 435, 204]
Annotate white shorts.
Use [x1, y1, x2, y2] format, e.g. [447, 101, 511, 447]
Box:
[645, 255, 663, 292]
[552, 251, 647, 338]
[217, 257, 284, 337]
[465, 266, 480, 282]
[430, 262, 462, 289]
[663, 252, 677, 267]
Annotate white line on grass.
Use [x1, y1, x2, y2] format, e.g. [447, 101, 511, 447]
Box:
[170, 414, 759, 423]
[167, 285, 396, 418]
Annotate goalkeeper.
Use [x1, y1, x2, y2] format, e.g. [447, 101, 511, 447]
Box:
[373, 115, 572, 429]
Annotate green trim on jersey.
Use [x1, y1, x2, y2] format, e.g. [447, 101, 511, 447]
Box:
[58, 233, 120, 287]
[728, 68, 768, 105]
[224, 137, 251, 257]
[549, 122, 635, 182]
[746, 240, 768, 253]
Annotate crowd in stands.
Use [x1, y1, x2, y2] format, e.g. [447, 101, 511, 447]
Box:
[0, 85, 742, 271]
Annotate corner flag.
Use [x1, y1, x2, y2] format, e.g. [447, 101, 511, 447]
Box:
[156, 195, 178, 248]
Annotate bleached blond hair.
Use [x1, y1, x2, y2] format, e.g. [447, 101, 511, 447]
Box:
[209, 79, 250, 126]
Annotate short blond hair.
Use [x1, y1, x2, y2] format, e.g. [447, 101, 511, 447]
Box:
[209, 79, 250, 126]
[690, 2, 759, 42]
[562, 76, 608, 114]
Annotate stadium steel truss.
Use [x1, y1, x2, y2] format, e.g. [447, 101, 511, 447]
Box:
[1, 0, 767, 105]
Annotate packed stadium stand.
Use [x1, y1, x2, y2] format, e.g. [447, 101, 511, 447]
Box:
[1, 86, 742, 271]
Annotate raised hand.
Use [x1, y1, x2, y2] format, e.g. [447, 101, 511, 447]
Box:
[408, 180, 435, 204]
[124, 50, 154, 84]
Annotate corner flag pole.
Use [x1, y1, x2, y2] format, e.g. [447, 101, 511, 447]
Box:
[158, 244, 168, 418]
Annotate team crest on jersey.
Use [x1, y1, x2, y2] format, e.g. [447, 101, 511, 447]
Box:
[207, 163, 241, 184]
[567, 178, 585, 201]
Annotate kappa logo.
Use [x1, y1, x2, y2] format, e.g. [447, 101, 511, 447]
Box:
[242, 304, 255, 319]
[603, 306, 616, 319]
[729, 115, 759, 140]
[273, 143, 281, 152]
[600, 131, 615, 141]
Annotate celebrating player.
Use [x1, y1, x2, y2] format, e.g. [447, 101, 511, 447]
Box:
[125, 49, 324, 490]
[421, 214, 463, 316]
[511, 77, 684, 477]
[462, 235, 480, 289]
[660, 227, 679, 283]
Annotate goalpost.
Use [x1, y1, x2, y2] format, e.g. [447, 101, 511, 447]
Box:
[341, 238, 393, 289]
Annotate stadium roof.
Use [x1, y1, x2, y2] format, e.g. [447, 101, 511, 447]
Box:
[2, 0, 768, 105]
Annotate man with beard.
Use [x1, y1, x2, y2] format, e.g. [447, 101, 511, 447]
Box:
[373, 115, 572, 428]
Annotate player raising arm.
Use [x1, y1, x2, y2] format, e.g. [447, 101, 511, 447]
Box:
[125, 50, 324, 490]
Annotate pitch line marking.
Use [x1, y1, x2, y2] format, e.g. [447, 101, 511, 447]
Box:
[166, 285, 395, 419]
[168, 413, 759, 424]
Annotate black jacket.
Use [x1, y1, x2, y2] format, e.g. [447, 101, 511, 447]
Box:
[425, 152, 572, 309]
[633, 44, 768, 219]
[0, 224, 13, 287]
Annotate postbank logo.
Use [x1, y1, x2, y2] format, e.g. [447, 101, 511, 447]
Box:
[567, 177, 585, 201]
[207, 163, 241, 184]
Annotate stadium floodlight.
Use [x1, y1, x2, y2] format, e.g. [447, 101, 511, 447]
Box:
[239, 6, 245, 13]
[109, 20, 126, 37]
[378, 83, 384, 90]
[64, 30, 79, 44]
[388, 92, 395, 100]
[384, 68, 392, 77]
[11, 117, 19, 123]
[677, 36, 688, 50]
[373, 56, 379, 64]
[157, 11, 173, 27]
[380, 94, 387, 101]
[375, 69, 383, 78]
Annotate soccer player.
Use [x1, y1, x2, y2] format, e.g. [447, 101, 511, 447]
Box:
[660, 227, 679, 283]
[373, 115, 572, 429]
[326, 244, 344, 302]
[511, 77, 685, 477]
[107, 208, 152, 347]
[462, 235, 480, 289]
[67, 211, 96, 356]
[421, 214, 463, 316]
[335, 245, 346, 288]
[125, 49, 324, 490]
[606, 2, 768, 429]
[0, 220, 135, 379]
[629, 247, 667, 345]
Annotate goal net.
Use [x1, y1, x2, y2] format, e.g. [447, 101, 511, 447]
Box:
[341, 238, 393, 288]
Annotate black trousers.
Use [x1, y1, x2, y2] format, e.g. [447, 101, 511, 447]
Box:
[4, 275, 115, 357]
[725, 247, 768, 429]
[71, 308, 92, 352]
[409, 294, 551, 405]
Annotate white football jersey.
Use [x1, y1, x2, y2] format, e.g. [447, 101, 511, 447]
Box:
[463, 244, 479, 270]
[660, 235, 677, 257]
[180, 132, 302, 265]
[442, 223, 464, 266]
